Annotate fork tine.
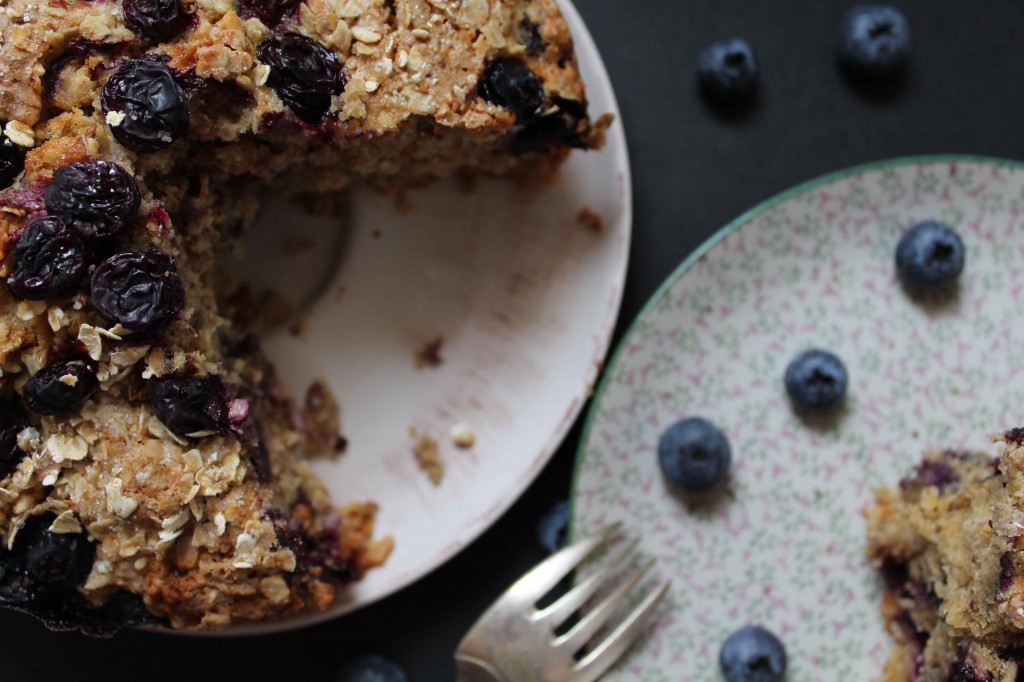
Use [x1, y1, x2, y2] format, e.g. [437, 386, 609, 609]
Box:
[502, 523, 620, 606]
[554, 558, 655, 654]
[534, 537, 639, 627]
[570, 580, 670, 682]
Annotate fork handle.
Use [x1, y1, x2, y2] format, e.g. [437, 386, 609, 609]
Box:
[454, 654, 506, 682]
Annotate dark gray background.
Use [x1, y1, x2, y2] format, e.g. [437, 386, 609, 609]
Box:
[2, 0, 1022, 679]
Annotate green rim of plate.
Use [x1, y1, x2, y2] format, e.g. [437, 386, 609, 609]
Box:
[568, 153, 1024, 541]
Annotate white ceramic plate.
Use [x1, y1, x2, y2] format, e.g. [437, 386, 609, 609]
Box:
[223, 1, 631, 633]
[571, 157, 1024, 680]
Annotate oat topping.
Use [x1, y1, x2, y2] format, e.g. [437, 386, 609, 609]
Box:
[3, 121, 34, 148]
[450, 422, 476, 449]
[413, 433, 443, 484]
[0, 0, 598, 632]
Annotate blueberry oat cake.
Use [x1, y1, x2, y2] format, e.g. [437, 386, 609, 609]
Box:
[0, 0, 605, 632]
[866, 432, 1024, 681]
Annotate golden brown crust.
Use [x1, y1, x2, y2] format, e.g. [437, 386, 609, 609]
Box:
[866, 442, 1024, 680]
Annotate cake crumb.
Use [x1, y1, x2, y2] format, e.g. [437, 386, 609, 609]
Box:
[300, 380, 345, 459]
[288, 316, 309, 338]
[414, 336, 444, 369]
[413, 434, 443, 484]
[577, 207, 603, 233]
[455, 172, 477, 194]
[395, 191, 415, 213]
[450, 423, 476, 449]
[282, 237, 315, 255]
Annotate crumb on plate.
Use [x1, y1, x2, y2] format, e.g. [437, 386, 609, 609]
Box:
[413, 434, 443, 485]
[414, 336, 444, 369]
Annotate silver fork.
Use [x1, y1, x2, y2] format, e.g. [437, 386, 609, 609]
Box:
[454, 524, 670, 682]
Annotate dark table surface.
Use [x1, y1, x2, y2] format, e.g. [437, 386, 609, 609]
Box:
[4, 0, 1024, 679]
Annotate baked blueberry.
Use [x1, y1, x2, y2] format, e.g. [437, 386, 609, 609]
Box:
[948, 662, 990, 682]
[336, 656, 408, 682]
[101, 59, 190, 153]
[895, 221, 965, 289]
[657, 417, 731, 493]
[697, 38, 758, 103]
[837, 5, 911, 81]
[720, 625, 787, 682]
[784, 349, 848, 412]
[90, 251, 185, 332]
[20, 514, 95, 590]
[0, 400, 28, 480]
[44, 161, 141, 241]
[519, 16, 547, 57]
[22, 361, 98, 416]
[150, 374, 229, 438]
[537, 499, 570, 555]
[123, 0, 193, 41]
[0, 122, 25, 189]
[478, 57, 545, 121]
[237, 0, 301, 28]
[257, 34, 346, 125]
[7, 216, 88, 300]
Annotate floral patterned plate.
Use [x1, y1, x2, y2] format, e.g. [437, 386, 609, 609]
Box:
[571, 156, 1024, 680]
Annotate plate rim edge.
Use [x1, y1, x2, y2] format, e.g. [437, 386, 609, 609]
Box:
[568, 152, 1024, 541]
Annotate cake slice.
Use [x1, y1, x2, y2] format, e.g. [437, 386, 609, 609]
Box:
[0, 0, 606, 632]
[866, 432, 1024, 681]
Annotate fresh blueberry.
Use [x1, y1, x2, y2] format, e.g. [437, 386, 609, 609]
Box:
[90, 251, 185, 332]
[257, 34, 346, 125]
[0, 400, 28, 480]
[123, 0, 193, 41]
[837, 5, 911, 81]
[150, 374, 229, 438]
[537, 500, 570, 555]
[237, 0, 301, 28]
[336, 655, 408, 682]
[19, 514, 95, 590]
[44, 160, 141, 242]
[720, 625, 787, 682]
[478, 57, 546, 122]
[6, 216, 88, 300]
[895, 221, 965, 290]
[101, 59, 190, 153]
[22, 361, 98, 416]
[696, 38, 758, 103]
[784, 349, 848, 412]
[0, 122, 25, 189]
[657, 417, 731, 493]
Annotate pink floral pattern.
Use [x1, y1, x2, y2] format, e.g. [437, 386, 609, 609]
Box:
[572, 158, 1024, 680]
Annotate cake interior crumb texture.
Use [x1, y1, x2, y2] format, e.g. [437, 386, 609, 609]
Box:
[866, 431, 1024, 681]
[0, 0, 606, 631]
